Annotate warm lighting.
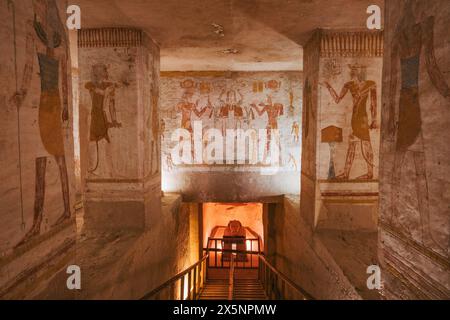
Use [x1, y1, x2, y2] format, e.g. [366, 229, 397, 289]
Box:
[203, 203, 264, 248]
[246, 239, 252, 251]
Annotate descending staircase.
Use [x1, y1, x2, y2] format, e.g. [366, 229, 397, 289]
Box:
[233, 279, 268, 300]
[198, 279, 268, 300]
[198, 279, 228, 300]
[141, 253, 314, 300]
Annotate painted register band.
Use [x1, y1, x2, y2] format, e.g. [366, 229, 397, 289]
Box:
[166, 77, 292, 167]
[11, 0, 71, 247]
[388, 0, 450, 252]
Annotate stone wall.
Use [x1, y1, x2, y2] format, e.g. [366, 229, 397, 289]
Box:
[379, 0, 450, 299]
[301, 30, 383, 231]
[269, 195, 361, 299]
[0, 0, 77, 295]
[300, 32, 321, 226]
[82, 195, 198, 300]
[78, 28, 161, 232]
[160, 71, 302, 202]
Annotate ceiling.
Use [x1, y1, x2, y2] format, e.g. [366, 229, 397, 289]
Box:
[74, 0, 384, 71]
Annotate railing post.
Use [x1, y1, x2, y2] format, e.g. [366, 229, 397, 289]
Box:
[228, 255, 235, 300]
[264, 263, 268, 296]
[188, 270, 192, 300]
[199, 259, 203, 288]
[169, 281, 175, 300]
[250, 240, 253, 269]
[215, 239, 218, 268]
[207, 246, 211, 268]
[193, 265, 197, 299]
[258, 256, 261, 281]
[180, 275, 185, 300]
[203, 258, 207, 285]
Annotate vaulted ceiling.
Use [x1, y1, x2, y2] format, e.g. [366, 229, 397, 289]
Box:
[74, 0, 384, 71]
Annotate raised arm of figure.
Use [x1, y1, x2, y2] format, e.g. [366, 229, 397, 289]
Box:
[323, 82, 349, 104]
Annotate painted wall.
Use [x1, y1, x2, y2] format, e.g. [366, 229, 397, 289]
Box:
[78, 28, 161, 231]
[0, 0, 77, 295]
[379, 0, 450, 299]
[301, 30, 383, 231]
[160, 71, 302, 202]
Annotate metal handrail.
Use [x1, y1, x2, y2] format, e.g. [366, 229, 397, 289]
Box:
[258, 255, 315, 300]
[205, 236, 260, 269]
[141, 254, 209, 300]
[141, 250, 314, 300]
[205, 247, 260, 254]
[228, 254, 235, 300]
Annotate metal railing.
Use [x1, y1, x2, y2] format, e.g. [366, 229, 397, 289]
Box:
[141, 254, 208, 300]
[206, 237, 260, 269]
[228, 254, 235, 300]
[258, 255, 315, 300]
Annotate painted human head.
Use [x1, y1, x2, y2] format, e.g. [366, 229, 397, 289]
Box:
[348, 64, 366, 82]
[92, 64, 109, 82]
[182, 89, 195, 101]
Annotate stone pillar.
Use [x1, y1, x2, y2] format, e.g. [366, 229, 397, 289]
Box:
[379, 0, 450, 299]
[300, 30, 383, 230]
[78, 28, 161, 231]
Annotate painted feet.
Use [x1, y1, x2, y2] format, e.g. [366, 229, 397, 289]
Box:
[15, 224, 40, 248]
[52, 211, 71, 227]
[355, 173, 373, 180]
[335, 173, 349, 180]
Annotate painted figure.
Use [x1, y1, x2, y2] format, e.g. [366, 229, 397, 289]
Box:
[176, 84, 211, 161]
[231, 90, 245, 130]
[85, 64, 121, 173]
[288, 90, 295, 116]
[150, 89, 160, 174]
[322, 64, 378, 180]
[166, 153, 174, 172]
[251, 95, 284, 158]
[12, 0, 71, 246]
[291, 121, 300, 143]
[177, 88, 209, 133]
[388, 0, 450, 251]
[217, 89, 238, 135]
